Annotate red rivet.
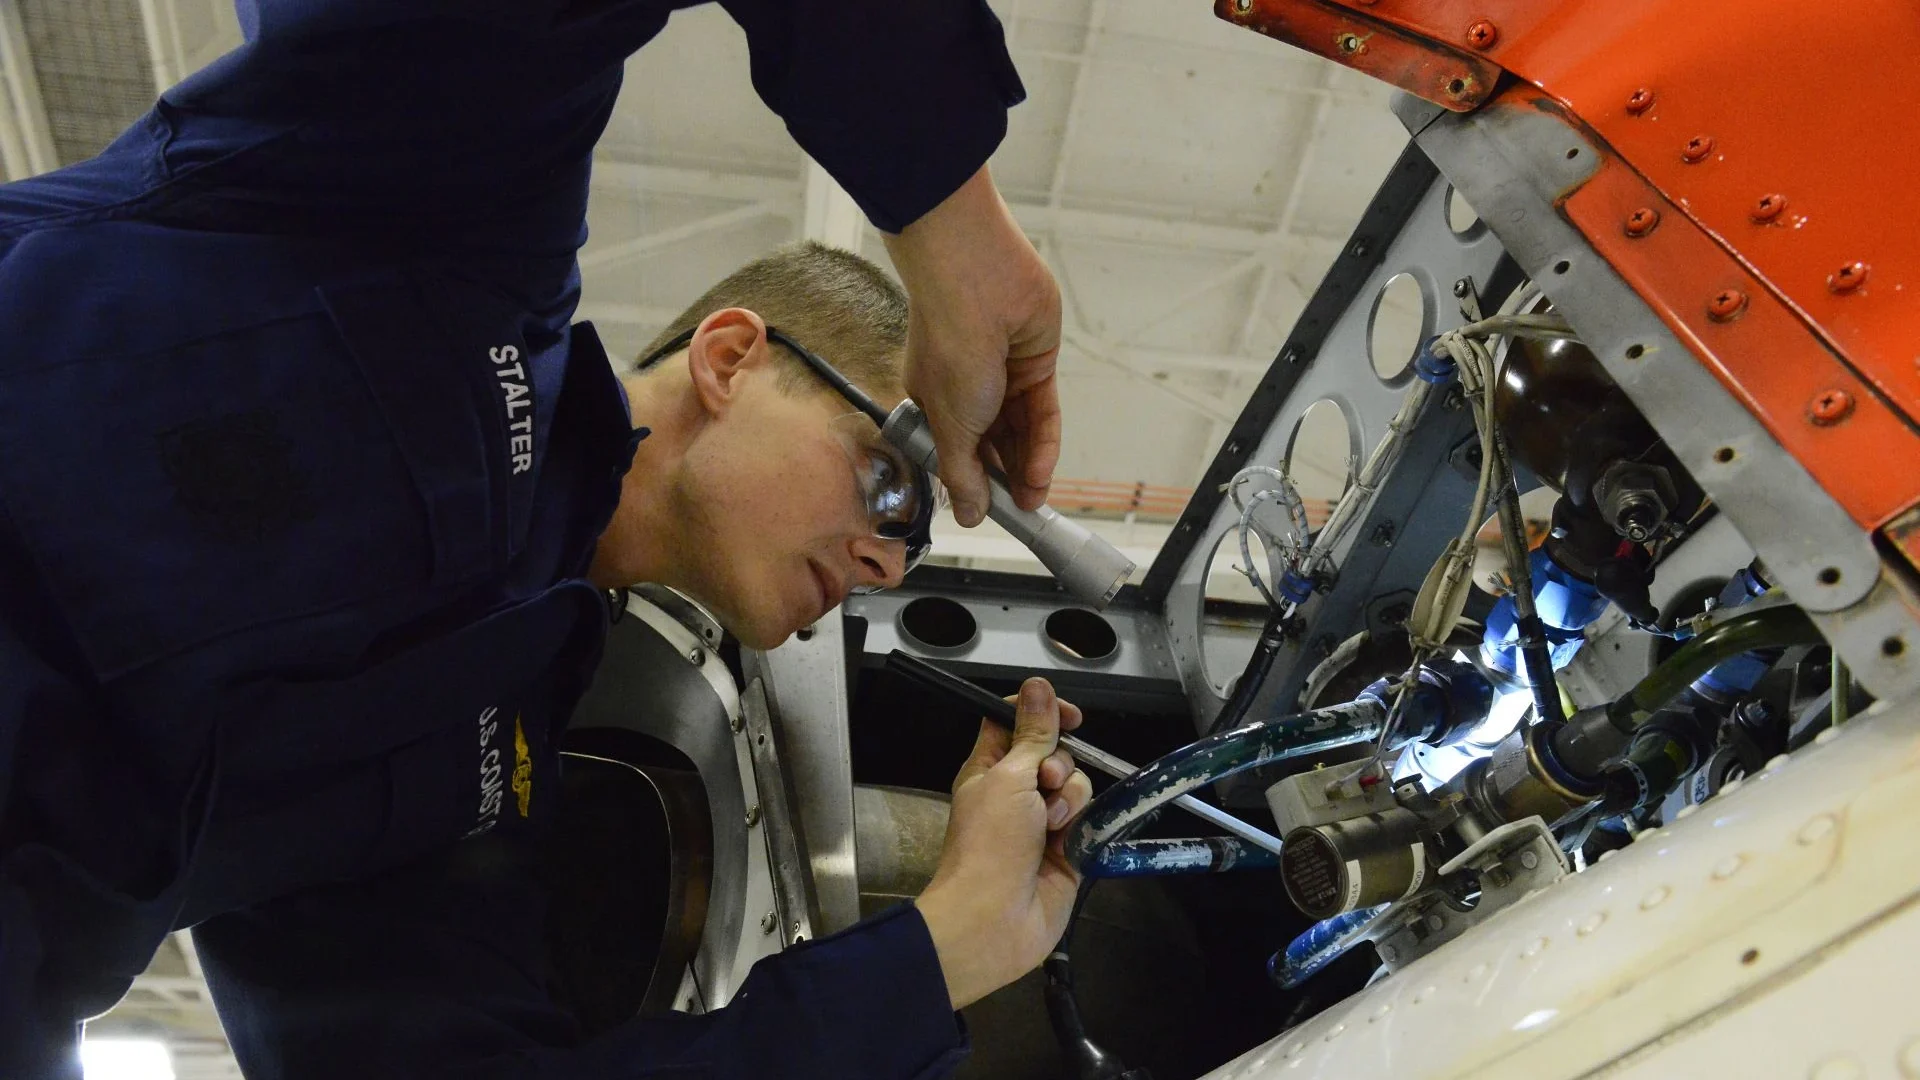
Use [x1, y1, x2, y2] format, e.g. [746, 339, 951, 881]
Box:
[1707, 289, 1748, 322]
[1624, 207, 1661, 238]
[1682, 135, 1715, 163]
[1626, 88, 1655, 114]
[1466, 20, 1499, 49]
[1829, 262, 1870, 293]
[1752, 194, 1787, 222]
[1809, 389, 1855, 426]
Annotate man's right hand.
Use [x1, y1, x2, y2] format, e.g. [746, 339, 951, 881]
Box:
[913, 678, 1093, 1011]
[882, 166, 1064, 528]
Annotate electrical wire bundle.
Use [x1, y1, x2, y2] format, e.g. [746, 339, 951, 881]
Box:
[1368, 283, 1576, 766]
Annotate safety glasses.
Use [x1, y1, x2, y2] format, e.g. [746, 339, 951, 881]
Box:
[633, 325, 936, 575]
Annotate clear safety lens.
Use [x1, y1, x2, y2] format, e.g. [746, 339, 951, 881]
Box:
[831, 413, 923, 537]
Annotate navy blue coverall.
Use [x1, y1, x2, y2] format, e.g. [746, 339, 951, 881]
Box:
[0, 2, 1023, 1076]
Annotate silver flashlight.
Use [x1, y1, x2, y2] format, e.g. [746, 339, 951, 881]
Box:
[881, 400, 1136, 609]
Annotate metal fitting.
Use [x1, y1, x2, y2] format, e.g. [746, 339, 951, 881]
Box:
[1733, 698, 1776, 730]
[1829, 261, 1870, 293]
[1625, 88, 1655, 114]
[1809, 389, 1855, 426]
[1752, 194, 1787, 222]
[688, 647, 706, 666]
[745, 804, 762, 828]
[1465, 20, 1498, 49]
[1280, 810, 1429, 919]
[1624, 207, 1660, 237]
[1682, 135, 1715, 163]
[1593, 460, 1678, 542]
[1707, 289, 1748, 322]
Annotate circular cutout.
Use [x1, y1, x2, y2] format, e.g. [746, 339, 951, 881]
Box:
[1445, 186, 1480, 234]
[898, 596, 978, 652]
[1205, 522, 1276, 605]
[1714, 446, 1736, 464]
[1200, 530, 1270, 693]
[1368, 272, 1430, 381]
[1625, 343, 1646, 359]
[1553, 259, 1571, 275]
[1817, 567, 1842, 586]
[1885, 636, 1907, 658]
[1043, 608, 1119, 663]
[1740, 948, 1760, 966]
[1286, 399, 1356, 507]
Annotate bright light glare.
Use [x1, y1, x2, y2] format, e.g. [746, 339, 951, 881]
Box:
[81, 1038, 175, 1080]
[1513, 1007, 1559, 1031]
[1468, 683, 1535, 746]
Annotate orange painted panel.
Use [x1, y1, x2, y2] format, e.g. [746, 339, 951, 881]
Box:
[1558, 137, 1920, 530]
[1221, 0, 1920, 514]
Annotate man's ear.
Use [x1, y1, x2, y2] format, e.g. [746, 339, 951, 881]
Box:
[685, 308, 771, 417]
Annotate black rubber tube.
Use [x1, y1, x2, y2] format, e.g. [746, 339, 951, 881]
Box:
[1515, 615, 1565, 725]
[1490, 425, 1566, 725]
[1205, 605, 1290, 736]
[1043, 883, 1133, 1080]
[1552, 602, 1823, 779]
[1607, 603, 1822, 731]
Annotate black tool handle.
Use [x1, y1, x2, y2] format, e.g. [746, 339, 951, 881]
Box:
[885, 649, 1018, 725]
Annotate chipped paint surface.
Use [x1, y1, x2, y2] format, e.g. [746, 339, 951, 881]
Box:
[1067, 698, 1387, 866]
[1088, 836, 1283, 878]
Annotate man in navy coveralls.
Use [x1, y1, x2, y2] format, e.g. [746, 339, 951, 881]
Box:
[0, 1, 1093, 1075]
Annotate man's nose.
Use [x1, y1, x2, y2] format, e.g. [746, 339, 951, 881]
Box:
[849, 533, 907, 590]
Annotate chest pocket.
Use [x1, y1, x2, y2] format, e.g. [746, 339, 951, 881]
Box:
[0, 271, 511, 679]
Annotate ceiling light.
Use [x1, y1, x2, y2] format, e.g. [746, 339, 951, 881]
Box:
[80, 1038, 176, 1080]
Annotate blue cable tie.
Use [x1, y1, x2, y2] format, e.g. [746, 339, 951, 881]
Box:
[1413, 343, 1456, 384]
[1278, 569, 1315, 605]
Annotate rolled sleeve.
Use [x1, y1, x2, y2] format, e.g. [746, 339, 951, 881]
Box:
[722, 0, 1026, 232]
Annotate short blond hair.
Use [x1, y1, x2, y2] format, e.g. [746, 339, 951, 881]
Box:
[639, 241, 908, 398]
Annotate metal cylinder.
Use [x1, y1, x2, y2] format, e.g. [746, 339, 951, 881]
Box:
[883, 400, 1135, 609]
[1465, 727, 1587, 826]
[1599, 727, 1699, 814]
[1280, 809, 1429, 919]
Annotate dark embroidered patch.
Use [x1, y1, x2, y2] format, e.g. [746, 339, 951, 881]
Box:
[156, 410, 316, 543]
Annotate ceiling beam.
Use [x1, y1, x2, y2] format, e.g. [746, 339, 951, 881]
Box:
[0, 0, 56, 179]
[801, 158, 865, 251]
[1112, 247, 1267, 345]
[1044, 0, 1107, 209]
[1114, 343, 1272, 375]
[1061, 324, 1238, 423]
[1273, 67, 1342, 246]
[585, 160, 1348, 265]
[575, 301, 685, 329]
[578, 199, 787, 272]
[591, 159, 798, 205]
[1236, 261, 1276, 355]
[135, 0, 186, 92]
[1012, 201, 1343, 259]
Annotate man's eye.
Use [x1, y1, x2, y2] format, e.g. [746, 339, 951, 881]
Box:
[864, 450, 897, 490]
